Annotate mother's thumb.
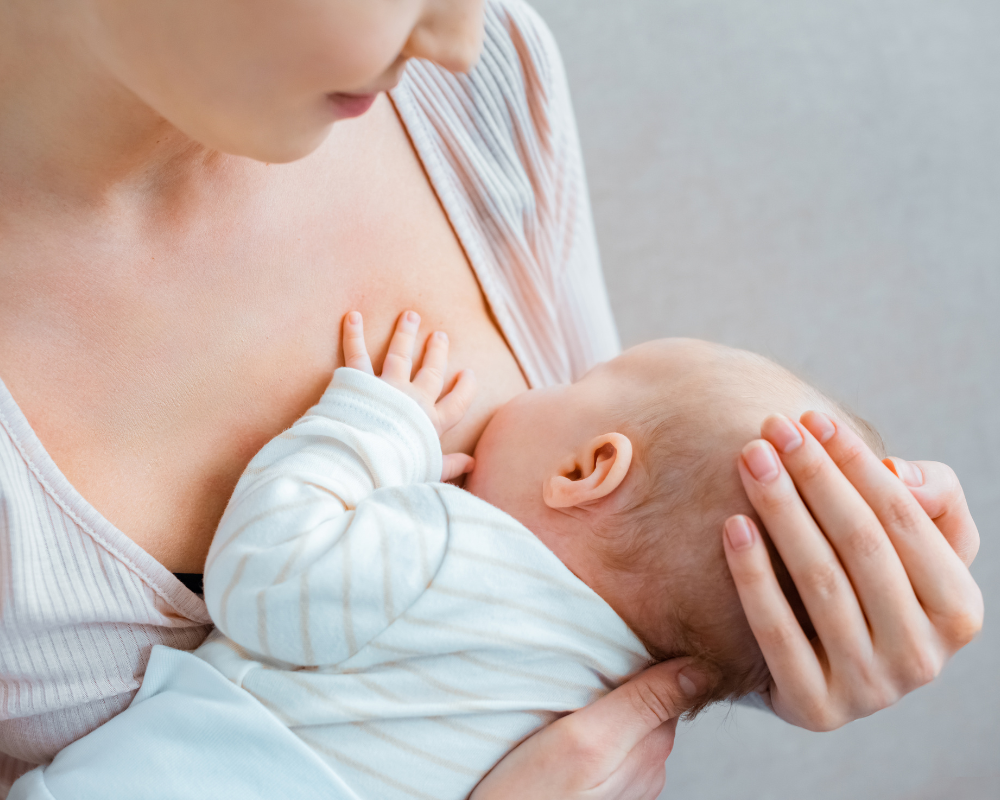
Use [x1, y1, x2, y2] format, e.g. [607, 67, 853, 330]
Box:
[625, 659, 708, 727]
[576, 659, 708, 760]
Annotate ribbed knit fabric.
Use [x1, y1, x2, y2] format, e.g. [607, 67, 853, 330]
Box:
[196, 368, 650, 800]
[0, 0, 618, 793]
[0, 390, 214, 791]
[391, 0, 619, 387]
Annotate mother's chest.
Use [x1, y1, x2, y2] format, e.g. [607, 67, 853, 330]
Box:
[0, 99, 529, 569]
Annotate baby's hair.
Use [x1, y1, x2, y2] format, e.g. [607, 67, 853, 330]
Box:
[592, 343, 886, 715]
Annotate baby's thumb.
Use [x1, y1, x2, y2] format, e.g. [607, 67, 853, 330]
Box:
[441, 453, 475, 483]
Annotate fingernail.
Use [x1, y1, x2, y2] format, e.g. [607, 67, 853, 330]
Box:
[882, 457, 899, 477]
[802, 411, 836, 443]
[725, 515, 755, 551]
[742, 440, 780, 482]
[435, 331, 448, 342]
[678, 667, 707, 697]
[892, 458, 924, 487]
[348, 311, 361, 324]
[406, 311, 420, 324]
[766, 414, 803, 454]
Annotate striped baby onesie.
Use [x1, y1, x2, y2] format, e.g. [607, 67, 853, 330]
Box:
[196, 368, 651, 800]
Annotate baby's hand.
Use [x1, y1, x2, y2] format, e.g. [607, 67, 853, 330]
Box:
[342, 311, 477, 482]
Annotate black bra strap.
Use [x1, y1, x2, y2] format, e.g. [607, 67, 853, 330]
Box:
[173, 572, 204, 596]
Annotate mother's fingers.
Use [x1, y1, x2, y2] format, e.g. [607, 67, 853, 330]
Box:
[722, 514, 829, 730]
[887, 458, 981, 567]
[757, 415, 921, 643]
[799, 412, 981, 646]
[736, 439, 870, 666]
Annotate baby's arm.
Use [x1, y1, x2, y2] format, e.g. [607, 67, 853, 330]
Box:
[203, 311, 476, 667]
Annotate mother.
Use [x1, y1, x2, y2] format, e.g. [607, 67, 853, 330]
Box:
[0, 0, 982, 797]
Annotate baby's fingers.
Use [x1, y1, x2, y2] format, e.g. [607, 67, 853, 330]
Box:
[434, 369, 477, 434]
[342, 312, 374, 374]
[382, 311, 420, 383]
[413, 331, 450, 399]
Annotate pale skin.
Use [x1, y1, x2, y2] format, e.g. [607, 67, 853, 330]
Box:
[0, 0, 983, 795]
[728, 416, 983, 731]
[343, 311, 651, 633]
[345, 314, 983, 797]
[0, 0, 518, 574]
[343, 312, 707, 800]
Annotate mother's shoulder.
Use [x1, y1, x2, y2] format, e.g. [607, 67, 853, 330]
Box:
[390, 1, 616, 386]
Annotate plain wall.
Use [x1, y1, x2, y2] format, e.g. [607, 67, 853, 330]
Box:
[527, 1, 999, 797]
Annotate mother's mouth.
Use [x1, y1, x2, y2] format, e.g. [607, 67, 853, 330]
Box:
[326, 92, 378, 120]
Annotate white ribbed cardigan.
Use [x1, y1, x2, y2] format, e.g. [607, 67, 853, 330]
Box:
[0, 0, 619, 791]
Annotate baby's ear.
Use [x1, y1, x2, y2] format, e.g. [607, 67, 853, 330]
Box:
[543, 433, 633, 510]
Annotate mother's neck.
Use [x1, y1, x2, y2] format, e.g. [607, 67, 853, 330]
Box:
[0, 1, 244, 206]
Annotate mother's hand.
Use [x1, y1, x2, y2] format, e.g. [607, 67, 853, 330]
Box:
[725, 411, 983, 732]
[470, 659, 707, 800]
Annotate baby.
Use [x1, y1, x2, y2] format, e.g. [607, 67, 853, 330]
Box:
[195, 310, 885, 800]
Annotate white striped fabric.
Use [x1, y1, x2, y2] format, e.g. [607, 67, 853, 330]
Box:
[391, 0, 620, 387]
[0, 0, 619, 793]
[197, 368, 650, 800]
[0, 387, 213, 790]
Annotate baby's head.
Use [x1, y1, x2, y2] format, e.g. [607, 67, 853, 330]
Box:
[465, 339, 885, 709]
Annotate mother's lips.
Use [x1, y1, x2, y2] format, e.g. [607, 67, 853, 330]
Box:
[326, 92, 379, 119]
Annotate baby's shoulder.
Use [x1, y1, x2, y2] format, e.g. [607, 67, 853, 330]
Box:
[430, 483, 573, 573]
[430, 482, 528, 532]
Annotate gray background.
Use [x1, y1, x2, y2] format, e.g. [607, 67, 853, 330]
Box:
[528, 1, 999, 797]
